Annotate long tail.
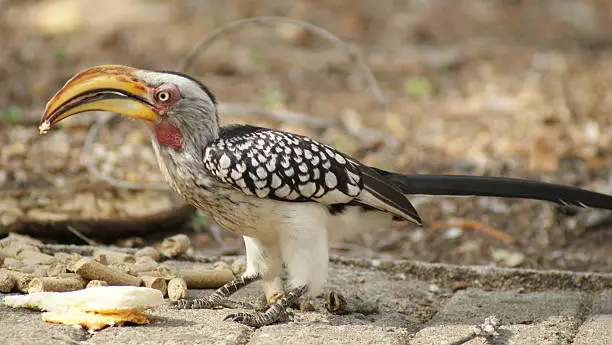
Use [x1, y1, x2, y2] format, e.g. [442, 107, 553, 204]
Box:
[374, 169, 612, 210]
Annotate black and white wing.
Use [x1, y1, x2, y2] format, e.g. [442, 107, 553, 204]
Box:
[203, 125, 421, 224]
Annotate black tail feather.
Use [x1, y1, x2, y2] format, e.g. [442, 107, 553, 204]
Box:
[375, 170, 612, 210]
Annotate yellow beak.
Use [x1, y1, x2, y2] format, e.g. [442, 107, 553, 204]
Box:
[40, 65, 159, 134]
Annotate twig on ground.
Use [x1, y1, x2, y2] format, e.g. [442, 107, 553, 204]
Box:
[66, 225, 98, 246]
[430, 219, 515, 244]
[179, 16, 387, 107]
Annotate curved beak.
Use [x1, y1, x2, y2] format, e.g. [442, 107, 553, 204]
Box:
[39, 65, 159, 134]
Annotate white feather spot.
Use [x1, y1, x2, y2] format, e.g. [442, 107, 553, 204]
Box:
[325, 172, 338, 188]
[347, 183, 360, 196]
[219, 154, 231, 169]
[294, 147, 302, 155]
[270, 173, 282, 188]
[285, 167, 295, 177]
[304, 149, 312, 159]
[322, 160, 331, 169]
[334, 154, 346, 164]
[236, 162, 246, 173]
[251, 157, 259, 167]
[203, 149, 213, 162]
[299, 174, 309, 182]
[287, 189, 300, 200]
[298, 182, 316, 197]
[265, 157, 276, 172]
[298, 163, 308, 173]
[311, 144, 319, 152]
[312, 156, 320, 165]
[275, 184, 290, 198]
[313, 168, 320, 179]
[255, 187, 269, 198]
[281, 158, 290, 168]
[254, 179, 267, 188]
[235, 178, 247, 188]
[231, 169, 242, 180]
[256, 166, 267, 179]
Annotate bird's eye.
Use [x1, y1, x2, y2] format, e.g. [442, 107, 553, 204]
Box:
[155, 91, 171, 102]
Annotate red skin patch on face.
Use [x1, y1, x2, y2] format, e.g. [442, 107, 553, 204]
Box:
[150, 84, 184, 151]
[153, 121, 183, 151]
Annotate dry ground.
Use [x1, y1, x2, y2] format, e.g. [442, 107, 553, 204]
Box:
[1, 0, 611, 272]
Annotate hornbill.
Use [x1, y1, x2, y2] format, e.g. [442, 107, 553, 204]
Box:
[40, 65, 612, 327]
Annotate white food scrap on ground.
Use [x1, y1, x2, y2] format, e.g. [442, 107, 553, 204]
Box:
[3, 286, 163, 330]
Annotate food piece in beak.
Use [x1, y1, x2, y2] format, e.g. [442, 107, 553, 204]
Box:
[39, 121, 51, 134]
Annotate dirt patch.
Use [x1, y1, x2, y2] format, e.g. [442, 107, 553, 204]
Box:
[1, 1, 611, 272]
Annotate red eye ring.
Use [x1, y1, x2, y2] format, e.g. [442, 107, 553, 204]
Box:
[155, 90, 171, 102]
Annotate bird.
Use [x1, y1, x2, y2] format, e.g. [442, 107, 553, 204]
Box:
[40, 65, 612, 327]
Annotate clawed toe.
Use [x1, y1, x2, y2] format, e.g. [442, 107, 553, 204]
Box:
[224, 308, 292, 327]
[224, 312, 255, 325]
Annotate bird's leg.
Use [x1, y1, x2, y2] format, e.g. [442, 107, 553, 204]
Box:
[173, 274, 259, 309]
[224, 285, 307, 327]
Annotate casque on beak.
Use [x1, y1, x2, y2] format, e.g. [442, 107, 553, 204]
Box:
[39, 65, 159, 134]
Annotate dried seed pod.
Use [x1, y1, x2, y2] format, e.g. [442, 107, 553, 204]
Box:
[130, 256, 159, 274]
[73, 258, 142, 286]
[135, 246, 161, 262]
[155, 265, 176, 280]
[167, 278, 188, 301]
[93, 249, 135, 265]
[86, 280, 109, 288]
[231, 258, 247, 276]
[141, 275, 168, 296]
[109, 263, 134, 275]
[5, 270, 34, 293]
[160, 234, 190, 257]
[17, 250, 54, 265]
[28, 276, 87, 293]
[0, 269, 16, 293]
[212, 261, 231, 271]
[181, 267, 234, 289]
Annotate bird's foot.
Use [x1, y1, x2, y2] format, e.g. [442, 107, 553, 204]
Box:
[173, 275, 261, 310]
[225, 285, 307, 327]
[224, 305, 292, 327]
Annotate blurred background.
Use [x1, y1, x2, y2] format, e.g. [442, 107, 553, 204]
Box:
[1, 0, 611, 272]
